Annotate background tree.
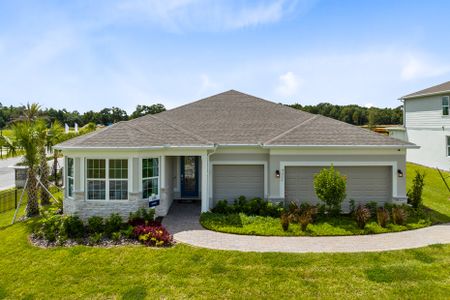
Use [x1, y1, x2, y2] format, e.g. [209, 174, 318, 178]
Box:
[130, 104, 166, 119]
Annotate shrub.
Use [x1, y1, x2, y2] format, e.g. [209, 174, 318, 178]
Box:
[355, 205, 371, 229]
[280, 212, 290, 231]
[376, 207, 390, 228]
[392, 206, 408, 225]
[104, 213, 123, 237]
[298, 212, 313, 231]
[63, 216, 84, 239]
[128, 208, 156, 226]
[111, 232, 122, 242]
[34, 212, 66, 242]
[87, 216, 104, 234]
[121, 225, 135, 239]
[211, 200, 230, 214]
[407, 171, 425, 209]
[313, 165, 347, 214]
[365, 201, 378, 217]
[89, 232, 103, 245]
[133, 225, 173, 247]
[349, 199, 356, 215]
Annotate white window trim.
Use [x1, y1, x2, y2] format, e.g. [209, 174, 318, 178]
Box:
[443, 96, 449, 116]
[66, 157, 74, 199]
[85, 158, 130, 201]
[279, 161, 398, 199]
[209, 160, 268, 200]
[447, 136, 450, 157]
[139, 157, 161, 200]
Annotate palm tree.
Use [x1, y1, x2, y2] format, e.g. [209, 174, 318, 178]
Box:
[37, 123, 51, 205]
[12, 119, 46, 217]
[47, 121, 64, 187]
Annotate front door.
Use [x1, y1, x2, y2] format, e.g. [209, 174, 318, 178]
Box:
[180, 156, 199, 198]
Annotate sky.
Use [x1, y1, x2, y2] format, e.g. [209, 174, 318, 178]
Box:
[0, 0, 449, 113]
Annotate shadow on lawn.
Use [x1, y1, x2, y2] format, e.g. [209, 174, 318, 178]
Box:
[121, 286, 148, 300]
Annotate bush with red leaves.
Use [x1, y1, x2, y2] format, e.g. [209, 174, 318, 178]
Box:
[132, 225, 173, 247]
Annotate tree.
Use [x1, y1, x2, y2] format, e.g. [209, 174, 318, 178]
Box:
[407, 171, 425, 208]
[47, 121, 65, 186]
[12, 119, 47, 217]
[313, 165, 347, 215]
[130, 104, 166, 119]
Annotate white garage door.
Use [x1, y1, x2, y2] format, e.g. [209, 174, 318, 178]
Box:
[213, 165, 264, 203]
[285, 166, 392, 206]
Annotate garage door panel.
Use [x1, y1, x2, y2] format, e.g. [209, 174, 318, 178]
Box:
[285, 166, 392, 208]
[213, 165, 264, 204]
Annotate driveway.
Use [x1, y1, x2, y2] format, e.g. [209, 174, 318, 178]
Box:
[0, 156, 64, 191]
[163, 203, 450, 253]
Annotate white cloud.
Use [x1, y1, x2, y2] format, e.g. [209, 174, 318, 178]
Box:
[364, 103, 374, 108]
[401, 54, 450, 81]
[115, 0, 310, 32]
[276, 71, 302, 97]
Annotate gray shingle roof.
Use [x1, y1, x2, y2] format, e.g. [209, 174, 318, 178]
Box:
[56, 90, 415, 149]
[401, 81, 450, 99]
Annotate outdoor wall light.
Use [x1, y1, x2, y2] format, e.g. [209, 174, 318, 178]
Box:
[275, 170, 280, 178]
[397, 169, 403, 177]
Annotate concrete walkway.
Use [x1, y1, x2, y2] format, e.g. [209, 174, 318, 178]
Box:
[163, 202, 450, 253]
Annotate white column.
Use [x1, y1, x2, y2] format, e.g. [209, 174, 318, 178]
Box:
[201, 153, 209, 212]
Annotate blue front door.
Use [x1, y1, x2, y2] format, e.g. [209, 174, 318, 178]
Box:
[180, 156, 199, 198]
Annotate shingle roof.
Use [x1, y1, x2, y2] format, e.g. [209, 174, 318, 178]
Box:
[401, 81, 450, 99]
[56, 90, 415, 149]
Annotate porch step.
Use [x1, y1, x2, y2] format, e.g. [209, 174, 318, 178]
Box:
[174, 198, 200, 203]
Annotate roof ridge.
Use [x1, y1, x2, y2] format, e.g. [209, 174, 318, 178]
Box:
[146, 114, 214, 145]
[264, 115, 320, 144]
[401, 80, 450, 99]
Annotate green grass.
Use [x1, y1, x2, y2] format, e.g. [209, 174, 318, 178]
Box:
[201, 163, 449, 236]
[0, 212, 449, 298]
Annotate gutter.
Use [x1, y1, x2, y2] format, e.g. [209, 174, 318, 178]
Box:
[54, 145, 216, 151]
[399, 89, 450, 100]
[261, 144, 420, 149]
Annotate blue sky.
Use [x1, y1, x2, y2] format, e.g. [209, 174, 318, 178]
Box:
[0, 0, 449, 113]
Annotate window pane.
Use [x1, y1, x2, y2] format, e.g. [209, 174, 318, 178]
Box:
[143, 178, 158, 199]
[109, 159, 128, 179]
[87, 159, 106, 179]
[142, 158, 159, 178]
[87, 180, 106, 200]
[67, 158, 74, 177]
[110, 180, 128, 200]
[68, 178, 74, 197]
[443, 96, 449, 106]
[444, 107, 449, 116]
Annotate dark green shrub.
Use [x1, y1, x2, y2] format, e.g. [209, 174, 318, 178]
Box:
[280, 212, 290, 231]
[313, 165, 347, 215]
[129, 208, 156, 226]
[376, 207, 390, 228]
[87, 216, 104, 234]
[111, 232, 122, 242]
[349, 199, 356, 215]
[392, 206, 407, 225]
[63, 216, 84, 239]
[211, 200, 230, 214]
[34, 212, 66, 242]
[355, 205, 371, 229]
[104, 213, 123, 237]
[121, 225, 135, 239]
[365, 201, 378, 217]
[407, 171, 425, 209]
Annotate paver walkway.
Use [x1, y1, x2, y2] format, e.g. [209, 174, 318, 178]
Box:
[163, 202, 450, 253]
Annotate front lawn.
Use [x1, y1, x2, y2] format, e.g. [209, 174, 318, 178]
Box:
[201, 163, 450, 236]
[0, 211, 449, 298]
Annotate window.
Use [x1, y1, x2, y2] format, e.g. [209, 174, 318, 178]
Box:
[109, 159, 128, 200]
[67, 158, 74, 198]
[443, 96, 449, 116]
[142, 158, 159, 199]
[447, 137, 450, 157]
[87, 159, 106, 200]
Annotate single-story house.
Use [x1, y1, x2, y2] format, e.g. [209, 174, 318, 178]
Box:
[55, 90, 417, 219]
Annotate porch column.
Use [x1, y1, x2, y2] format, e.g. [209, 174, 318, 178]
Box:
[201, 153, 209, 212]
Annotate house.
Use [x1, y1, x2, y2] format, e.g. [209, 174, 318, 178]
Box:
[398, 81, 450, 169]
[55, 90, 416, 219]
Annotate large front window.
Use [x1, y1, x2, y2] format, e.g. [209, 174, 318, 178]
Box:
[86, 159, 128, 200]
[443, 96, 449, 116]
[142, 158, 159, 199]
[447, 136, 450, 157]
[67, 157, 74, 198]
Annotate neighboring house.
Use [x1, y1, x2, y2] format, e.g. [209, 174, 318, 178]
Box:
[55, 90, 415, 219]
[398, 81, 450, 169]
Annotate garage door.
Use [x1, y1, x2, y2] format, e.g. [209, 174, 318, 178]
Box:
[285, 166, 392, 206]
[213, 165, 264, 203]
